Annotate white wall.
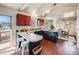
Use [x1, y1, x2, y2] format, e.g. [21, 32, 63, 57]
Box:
[77, 4, 79, 48]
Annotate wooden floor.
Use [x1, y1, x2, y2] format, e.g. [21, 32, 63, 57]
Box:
[41, 39, 79, 55]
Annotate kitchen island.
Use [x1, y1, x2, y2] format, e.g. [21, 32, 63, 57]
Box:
[17, 32, 43, 55]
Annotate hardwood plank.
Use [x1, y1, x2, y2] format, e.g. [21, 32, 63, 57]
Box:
[41, 39, 79, 55]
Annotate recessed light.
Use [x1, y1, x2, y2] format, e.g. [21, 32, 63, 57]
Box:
[45, 10, 50, 13]
[32, 11, 37, 17]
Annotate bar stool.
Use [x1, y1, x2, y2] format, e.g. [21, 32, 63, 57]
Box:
[16, 34, 24, 54]
[21, 39, 29, 55]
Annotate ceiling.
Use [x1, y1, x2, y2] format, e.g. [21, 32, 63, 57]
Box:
[0, 3, 77, 18]
[0, 3, 24, 10]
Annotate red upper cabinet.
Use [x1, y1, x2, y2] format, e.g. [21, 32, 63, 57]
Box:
[17, 14, 25, 26]
[17, 14, 31, 26]
[37, 19, 44, 26]
[25, 16, 31, 26]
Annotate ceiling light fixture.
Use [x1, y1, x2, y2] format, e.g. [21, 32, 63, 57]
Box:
[52, 3, 56, 6]
[20, 3, 29, 11]
[41, 3, 57, 18]
[32, 11, 37, 17]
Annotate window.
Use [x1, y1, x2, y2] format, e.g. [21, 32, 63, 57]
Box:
[64, 12, 75, 18]
[0, 15, 11, 30]
[0, 15, 11, 43]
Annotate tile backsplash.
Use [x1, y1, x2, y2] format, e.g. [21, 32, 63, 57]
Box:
[16, 27, 42, 33]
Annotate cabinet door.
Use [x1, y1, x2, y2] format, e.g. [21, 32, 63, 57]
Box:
[17, 14, 25, 26]
[40, 20, 44, 26]
[37, 19, 44, 26]
[25, 16, 31, 26]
